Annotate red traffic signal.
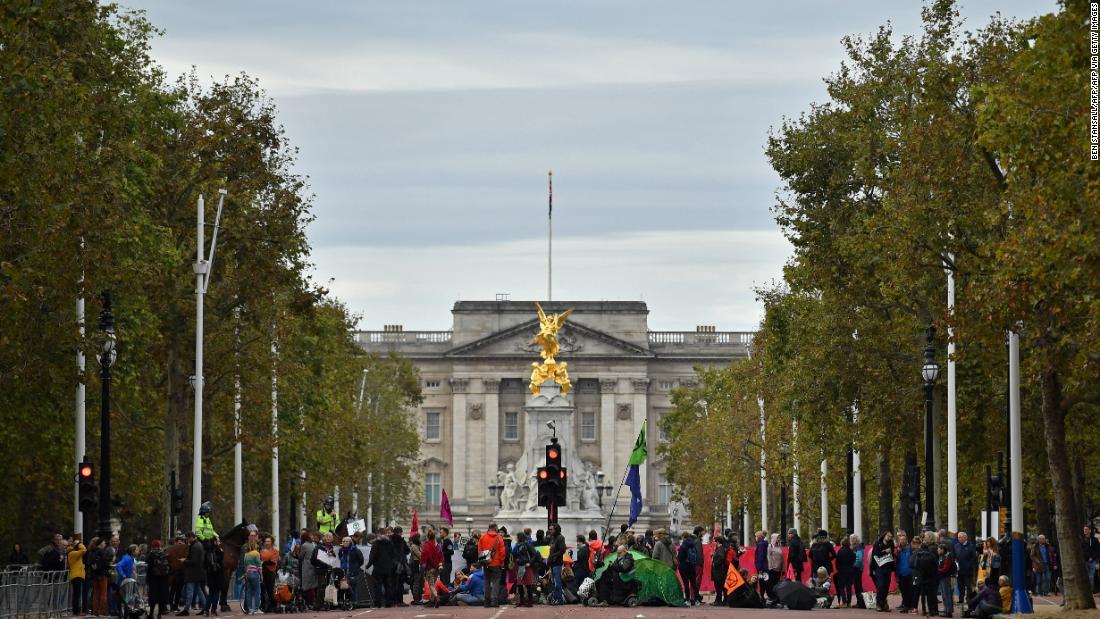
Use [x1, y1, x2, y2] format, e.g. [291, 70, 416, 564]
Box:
[547, 447, 560, 460]
[80, 465, 93, 478]
[538, 469, 549, 480]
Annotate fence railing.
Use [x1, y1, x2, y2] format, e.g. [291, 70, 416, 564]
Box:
[0, 566, 71, 619]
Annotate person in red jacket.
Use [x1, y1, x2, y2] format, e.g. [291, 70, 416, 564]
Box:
[477, 524, 506, 608]
[420, 529, 444, 605]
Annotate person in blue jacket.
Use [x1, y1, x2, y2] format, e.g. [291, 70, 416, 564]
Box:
[451, 564, 485, 606]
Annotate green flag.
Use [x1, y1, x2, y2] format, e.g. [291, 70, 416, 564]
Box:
[628, 423, 647, 465]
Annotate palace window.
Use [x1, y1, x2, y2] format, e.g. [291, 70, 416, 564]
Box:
[657, 379, 675, 391]
[424, 473, 441, 506]
[424, 379, 440, 389]
[503, 411, 519, 441]
[581, 411, 597, 441]
[657, 411, 670, 442]
[425, 411, 441, 440]
[658, 477, 674, 505]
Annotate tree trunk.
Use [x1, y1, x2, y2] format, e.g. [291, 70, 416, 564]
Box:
[1039, 368, 1095, 609]
[1036, 490, 1052, 540]
[165, 344, 185, 535]
[878, 444, 893, 535]
[899, 448, 916, 535]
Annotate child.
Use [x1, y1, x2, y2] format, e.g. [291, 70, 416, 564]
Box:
[810, 566, 834, 609]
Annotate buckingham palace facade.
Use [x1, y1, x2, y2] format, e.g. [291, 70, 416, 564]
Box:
[356, 300, 751, 528]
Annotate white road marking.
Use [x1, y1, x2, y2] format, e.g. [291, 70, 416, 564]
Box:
[489, 607, 508, 619]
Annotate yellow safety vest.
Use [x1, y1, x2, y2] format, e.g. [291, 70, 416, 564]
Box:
[317, 509, 339, 534]
[195, 515, 218, 541]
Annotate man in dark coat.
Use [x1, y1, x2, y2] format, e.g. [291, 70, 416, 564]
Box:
[365, 529, 397, 607]
[176, 532, 205, 616]
[787, 529, 806, 583]
[954, 532, 978, 604]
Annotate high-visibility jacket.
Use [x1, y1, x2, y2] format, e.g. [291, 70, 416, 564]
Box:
[195, 515, 218, 541]
[316, 509, 339, 534]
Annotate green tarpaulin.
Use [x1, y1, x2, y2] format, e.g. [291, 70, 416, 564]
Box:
[592, 550, 687, 607]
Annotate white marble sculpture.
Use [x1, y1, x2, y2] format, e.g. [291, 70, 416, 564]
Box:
[499, 463, 520, 512]
[524, 470, 540, 512]
[579, 463, 601, 511]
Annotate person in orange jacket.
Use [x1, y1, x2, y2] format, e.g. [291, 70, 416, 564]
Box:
[476, 524, 506, 608]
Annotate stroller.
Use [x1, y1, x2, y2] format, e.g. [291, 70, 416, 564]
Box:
[322, 567, 353, 612]
[273, 570, 305, 613]
[119, 578, 148, 619]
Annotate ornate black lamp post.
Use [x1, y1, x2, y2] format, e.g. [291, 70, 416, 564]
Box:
[921, 325, 939, 531]
[595, 470, 614, 509]
[97, 290, 117, 540]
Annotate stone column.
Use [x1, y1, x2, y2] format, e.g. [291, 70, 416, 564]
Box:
[450, 378, 469, 501]
[630, 378, 650, 510]
[599, 378, 619, 484]
[483, 379, 500, 508]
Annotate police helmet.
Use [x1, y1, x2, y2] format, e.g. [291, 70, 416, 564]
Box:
[199, 501, 212, 515]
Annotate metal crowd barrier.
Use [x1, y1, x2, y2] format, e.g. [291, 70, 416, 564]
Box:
[0, 566, 71, 619]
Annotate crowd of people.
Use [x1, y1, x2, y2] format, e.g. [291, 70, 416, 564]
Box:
[7, 516, 1099, 616]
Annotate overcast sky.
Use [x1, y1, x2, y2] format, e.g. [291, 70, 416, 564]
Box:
[127, 0, 1054, 331]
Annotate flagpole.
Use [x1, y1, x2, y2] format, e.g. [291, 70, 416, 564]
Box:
[602, 466, 631, 542]
[547, 169, 552, 301]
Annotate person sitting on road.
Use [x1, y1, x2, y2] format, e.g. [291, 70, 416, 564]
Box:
[725, 569, 766, 609]
[452, 563, 486, 606]
[810, 566, 834, 609]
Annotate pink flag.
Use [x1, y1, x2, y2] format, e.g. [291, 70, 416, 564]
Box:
[411, 510, 419, 535]
[440, 489, 454, 526]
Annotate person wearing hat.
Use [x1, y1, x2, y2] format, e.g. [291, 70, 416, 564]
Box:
[316, 496, 339, 536]
[810, 529, 837, 583]
[195, 502, 218, 542]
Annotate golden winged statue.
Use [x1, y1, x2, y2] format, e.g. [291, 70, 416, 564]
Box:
[529, 302, 574, 395]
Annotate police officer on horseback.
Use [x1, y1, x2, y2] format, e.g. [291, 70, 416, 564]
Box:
[317, 495, 339, 535]
[196, 501, 219, 542]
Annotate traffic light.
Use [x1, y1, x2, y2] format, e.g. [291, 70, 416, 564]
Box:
[904, 464, 920, 502]
[538, 439, 567, 508]
[78, 460, 97, 513]
[171, 487, 184, 515]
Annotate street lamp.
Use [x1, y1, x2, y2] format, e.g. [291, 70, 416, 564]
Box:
[595, 470, 613, 509]
[97, 290, 117, 540]
[921, 324, 939, 531]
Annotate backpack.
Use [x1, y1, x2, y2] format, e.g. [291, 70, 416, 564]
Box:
[462, 540, 478, 565]
[686, 540, 699, 566]
[513, 542, 532, 566]
[147, 549, 169, 577]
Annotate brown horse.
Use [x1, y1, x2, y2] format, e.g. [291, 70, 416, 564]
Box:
[166, 520, 253, 611]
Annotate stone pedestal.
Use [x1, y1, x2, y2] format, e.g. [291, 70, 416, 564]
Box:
[494, 380, 606, 541]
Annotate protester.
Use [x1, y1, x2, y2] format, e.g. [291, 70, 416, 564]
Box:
[39, 534, 66, 571]
[452, 565, 486, 605]
[810, 529, 837, 580]
[810, 566, 834, 608]
[365, 528, 398, 607]
[310, 532, 338, 610]
[711, 536, 729, 606]
[202, 538, 224, 617]
[895, 531, 916, 612]
[65, 535, 87, 616]
[954, 532, 977, 605]
[651, 528, 676, 569]
[511, 532, 536, 607]
[88, 538, 110, 616]
[837, 535, 856, 608]
[477, 523, 507, 608]
[419, 529, 442, 606]
[408, 533, 423, 604]
[998, 575, 1012, 611]
[546, 523, 567, 605]
[787, 528, 806, 582]
[259, 535, 278, 612]
[677, 529, 700, 606]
